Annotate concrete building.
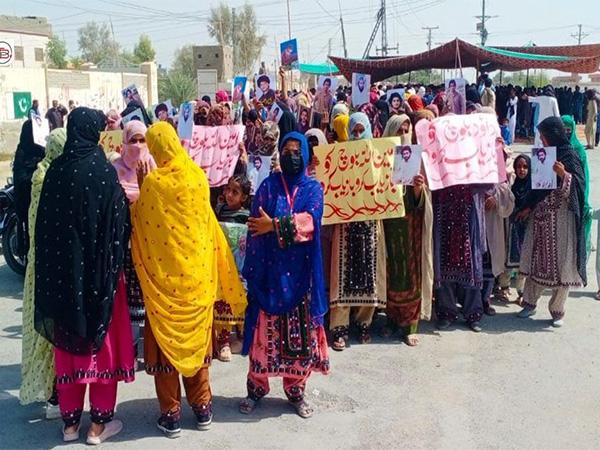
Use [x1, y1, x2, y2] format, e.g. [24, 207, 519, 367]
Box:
[0, 15, 52, 68]
[192, 45, 233, 83]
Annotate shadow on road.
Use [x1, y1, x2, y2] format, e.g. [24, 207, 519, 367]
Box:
[0, 261, 23, 300]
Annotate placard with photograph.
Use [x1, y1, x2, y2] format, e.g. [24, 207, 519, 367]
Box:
[232, 76, 248, 103]
[387, 88, 405, 111]
[177, 101, 195, 141]
[280, 38, 299, 68]
[444, 78, 466, 115]
[267, 103, 285, 123]
[352, 73, 371, 107]
[122, 84, 142, 105]
[531, 146, 557, 189]
[297, 106, 311, 133]
[152, 100, 174, 122]
[392, 145, 423, 185]
[31, 113, 50, 147]
[246, 155, 272, 195]
[255, 73, 276, 108]
[122, 108, 144, 126]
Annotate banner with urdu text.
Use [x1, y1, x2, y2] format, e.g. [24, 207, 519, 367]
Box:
[314, 137, 405, 225]
[414, 113, 506, 190]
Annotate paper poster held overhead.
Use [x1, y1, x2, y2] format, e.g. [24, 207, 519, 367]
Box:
[31, 113, 50, 147]
[122, 108, 144, 126]
[232, 76, 248, 103]
[280, 38, 298, 68]
[177, 101, 195, 141]
[246, 155, 272, 195]
[392, 145, 423, 186]
[122, 84, 142, 105]
[351, 73, 371, 107]
[444, 78, 467, 115]
[255, 73, 276, 108]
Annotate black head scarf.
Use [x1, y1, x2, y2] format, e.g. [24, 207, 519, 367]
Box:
[277, 103, 298, 142]
[511, 154, 531, 211]
[121, 99, 152, 127]
[375, 99, 390, 131]
[537, 116, 587, 284]
[13, 120, 45, 223]
[34, 107, 130, 354]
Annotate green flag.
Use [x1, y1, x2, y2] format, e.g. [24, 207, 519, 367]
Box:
[13, 92, 32, 119]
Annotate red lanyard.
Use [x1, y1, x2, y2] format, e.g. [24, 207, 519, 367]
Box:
[280, 174, 298, 212]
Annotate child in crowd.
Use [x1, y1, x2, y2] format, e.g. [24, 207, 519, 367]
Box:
[214, 175, 251, 361]
[497, 154, 531, 303]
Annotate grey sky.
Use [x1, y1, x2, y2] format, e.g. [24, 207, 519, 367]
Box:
[8, 0, 600, 71]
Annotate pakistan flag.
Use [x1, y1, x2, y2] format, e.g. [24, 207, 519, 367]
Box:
[13, 92, 32, 119]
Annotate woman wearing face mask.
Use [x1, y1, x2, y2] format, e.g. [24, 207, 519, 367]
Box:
[329, 113, 387, 350]
[240, 132, 330, 419]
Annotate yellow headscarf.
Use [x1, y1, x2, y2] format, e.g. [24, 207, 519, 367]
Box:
[131, 122, 246, 377]
[332, 113, 349, 142]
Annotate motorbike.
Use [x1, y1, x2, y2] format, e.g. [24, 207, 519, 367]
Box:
[0, 178, 26, 275]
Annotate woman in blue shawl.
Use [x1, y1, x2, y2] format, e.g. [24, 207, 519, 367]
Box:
[240, 131, 330, 419]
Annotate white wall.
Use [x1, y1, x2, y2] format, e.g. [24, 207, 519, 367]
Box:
[0, 67, 47, 118]
[0, 30, 49, 68]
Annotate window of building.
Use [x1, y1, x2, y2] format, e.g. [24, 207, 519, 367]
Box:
[35, 48, 44, 62]
[14, 46, 24, 61]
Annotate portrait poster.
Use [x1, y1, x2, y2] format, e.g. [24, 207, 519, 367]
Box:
[531, 146, 557, 190]
[255, 73, 276, 108]
[152, 100, 174, 122]
[280, 38, 299, 68]
[122, 84, 142, 105]
[314, 137, 405, 225]
[219, 222, 248, 276]
[122, 108, 144, 126]
[31, 113, 50, 147]
[177, 101, 195, 140]
[246, 155, 272, 195]
[414, 113, 507, 191]
[297, 106, 311, 133]
[444, 78, 467, 115]
[387, 88, 405, 110]
[267, 103, 284, 123]
[183, 124, 244, 187]
[232, 76, 248, 103]
[351, 73, 371, 107]
[318, 75, 338, 95]
[392, 145, 423, 185]
[99, 130, 123, 155]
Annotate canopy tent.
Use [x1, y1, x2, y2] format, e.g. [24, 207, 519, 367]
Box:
[329, 39, 600, 83]
[297, 62, 340, 75]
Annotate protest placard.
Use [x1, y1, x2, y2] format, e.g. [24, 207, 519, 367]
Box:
[31, 114, 50, 147]
[314, 137, 405, 225]
[414, 113, 506, 190]
[392, 145, 423, 185]
[184, 124, 244, 187]
[246, 155, 272, 195]
[99, 130, 123, 155]
[531, 146, 557, 189]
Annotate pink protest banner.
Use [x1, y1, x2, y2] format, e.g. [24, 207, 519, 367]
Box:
[99, 130, 123, 155]
[183, 125, 244, 187]
[414, 113, 506, 191]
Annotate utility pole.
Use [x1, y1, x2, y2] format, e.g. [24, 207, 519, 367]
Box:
[475, 0, 497, 46]
[422, 26, 439, 51]
[339, 0, 348, 58]
[328, 38, 332, 57]
[375, 0, 399, 57]
[286, 0, 292, 39]
[232, 8, 236, 72]
[571, 24, 589, 45]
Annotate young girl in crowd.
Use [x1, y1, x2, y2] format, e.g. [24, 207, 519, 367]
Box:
[498, 154, 531, 303]
[214, 175, 252, 361]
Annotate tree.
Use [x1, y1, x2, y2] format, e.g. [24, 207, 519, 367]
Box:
[69, 56, 84, 69]
[492, 70, 551, 88]
[171, 45, 195, 80]
[207, 3, 266, 75]
[158, 71, 196, 107]
[133, 34, 156, 63]
[46, 35, 67, 69]
[77, 21, 120, 64]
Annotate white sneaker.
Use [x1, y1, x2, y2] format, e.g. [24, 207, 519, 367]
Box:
[86, 419, 123, 445]
[517, 308, 536, 318]
[46, 403, 61, 420]
[552, 319, 564, 328]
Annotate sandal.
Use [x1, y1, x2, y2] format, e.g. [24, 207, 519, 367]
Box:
[290, 399, 313, 419]
[494, 287, 511, 303]
[331, 326, 347, 351]
[239, 397, 257, 415]
[404, 334, 419, 346]
[358, 324, 371, 344]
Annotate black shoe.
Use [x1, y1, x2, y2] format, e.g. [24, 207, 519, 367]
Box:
[196, 411, 213, 430]
[469, 321, 482, 333]
[437, 319, 452, 330]
[157, 416, 181, 439]
[483, 304, 496, 316]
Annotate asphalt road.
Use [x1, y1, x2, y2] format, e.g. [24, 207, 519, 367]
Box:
[1, 144, 600, 449]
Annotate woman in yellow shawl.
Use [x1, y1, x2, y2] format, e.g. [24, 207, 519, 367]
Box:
[131, 122, 246, 437]
[19, 129, 66, 412]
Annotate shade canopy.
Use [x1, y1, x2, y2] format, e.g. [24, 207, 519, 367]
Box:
[329, 39, 600, 83]
[297, 62, 340, 75]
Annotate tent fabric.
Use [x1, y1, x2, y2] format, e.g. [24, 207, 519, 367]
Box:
[329, 39, 600, 83]
[297, 62, 339, 75]
[497, 43, 600, 58]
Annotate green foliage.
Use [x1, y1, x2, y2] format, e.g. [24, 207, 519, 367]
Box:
[492, 70, 551, 88]
[386, 69, 443, 86]
[133, 34, 156, 63]
[207, 2, 266, 75]
[158, 70, 196, 107]
[69, 56, 84, 69]
[77, 21, 120, 64]
[171, 45, 195, 80]
[46, 35, 68, 69]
